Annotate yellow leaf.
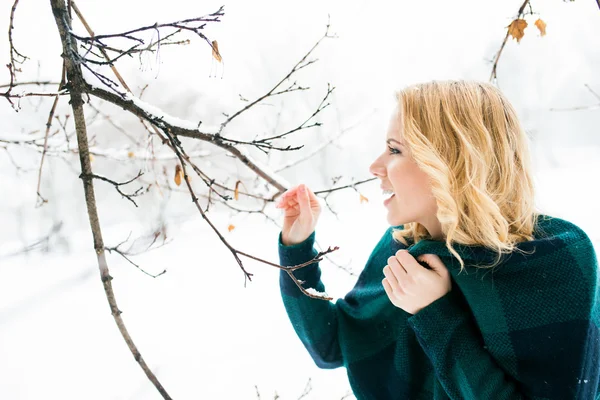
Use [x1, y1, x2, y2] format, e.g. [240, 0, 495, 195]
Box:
[534, 18, 546, 36]
[212, 40, 222, 63]
[508, 19, 528, 43]
[359, 194, 369, 204]
[234, 180, 241, 200]
[174, 164, 183, 186]
[89, 154, 94, 163]
[127, 151, 135, 158]
[228, 224, 235, 232]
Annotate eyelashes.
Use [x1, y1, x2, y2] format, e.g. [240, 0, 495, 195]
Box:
[388, 146, 402, 155]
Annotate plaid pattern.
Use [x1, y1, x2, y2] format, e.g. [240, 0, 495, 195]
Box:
[279, 215, 600, 399]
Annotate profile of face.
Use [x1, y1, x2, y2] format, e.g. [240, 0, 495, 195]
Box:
[369, 106, 443, 240]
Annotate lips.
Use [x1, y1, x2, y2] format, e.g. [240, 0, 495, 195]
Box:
[384, 193, 395, 206]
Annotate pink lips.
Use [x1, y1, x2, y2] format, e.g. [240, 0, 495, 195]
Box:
[384, 193, 395, 206]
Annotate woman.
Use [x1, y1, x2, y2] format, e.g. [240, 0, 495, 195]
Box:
[275, 80, 600, 399]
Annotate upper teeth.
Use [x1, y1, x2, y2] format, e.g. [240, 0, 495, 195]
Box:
[383, 190, 393, 195]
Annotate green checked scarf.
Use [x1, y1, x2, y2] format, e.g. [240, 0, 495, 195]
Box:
[278, 214, 600, 399]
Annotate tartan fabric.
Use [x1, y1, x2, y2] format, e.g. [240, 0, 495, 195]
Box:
[278, 214, 600, 399]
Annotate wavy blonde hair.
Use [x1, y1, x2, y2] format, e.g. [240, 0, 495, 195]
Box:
[392, 80, 540, 271]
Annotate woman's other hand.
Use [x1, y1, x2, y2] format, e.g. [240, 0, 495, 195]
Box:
[382, 250, 452, 315]
[275, 184, 321, 246]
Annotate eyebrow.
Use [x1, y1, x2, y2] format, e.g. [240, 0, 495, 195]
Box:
[386, 138, 405, 147]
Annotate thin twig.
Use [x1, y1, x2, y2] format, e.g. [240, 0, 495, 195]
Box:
[2, 0, 29, 107]
[549, 84, 600, 111]
[105, 245, 167, 278]
[0, 80, 58, 89]
[71, 1, 132, 92]
[313, 177, 377, 195]
[489, 0, 531, 83]
[36, 63, 67, 206]
[0, 222, 63, 259]
[219, 17, 336, 133]
[80, 171, 147, 207]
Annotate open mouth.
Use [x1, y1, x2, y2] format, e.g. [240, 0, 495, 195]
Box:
[383, 190, 395, 206]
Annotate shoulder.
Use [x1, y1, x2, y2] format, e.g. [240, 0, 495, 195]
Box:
[530, 214, 597, 263]
[495, 214, 599, 283]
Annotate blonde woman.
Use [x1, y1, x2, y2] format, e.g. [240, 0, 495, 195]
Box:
[275, 80, 600, 400]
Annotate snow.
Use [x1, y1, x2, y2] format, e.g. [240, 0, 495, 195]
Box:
[1, 0, 599, 399]
[305, 287, 330, 299]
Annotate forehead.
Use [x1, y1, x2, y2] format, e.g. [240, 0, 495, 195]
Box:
[386, 108, 405, 144]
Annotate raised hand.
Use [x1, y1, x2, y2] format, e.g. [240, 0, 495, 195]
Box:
[275, 184, 321, 246]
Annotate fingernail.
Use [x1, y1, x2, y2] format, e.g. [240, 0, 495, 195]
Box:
[299, 185, 306, 193]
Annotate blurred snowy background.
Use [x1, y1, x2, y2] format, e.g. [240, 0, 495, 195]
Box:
[0, 0, 599, 398]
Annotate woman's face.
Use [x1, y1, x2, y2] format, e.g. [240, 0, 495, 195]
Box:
[369, 107, 443, 240]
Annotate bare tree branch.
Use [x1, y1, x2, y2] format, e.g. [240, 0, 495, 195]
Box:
[87, 85, 290, 192]
[49, 1, 172, 397]
[2, 0, 29, 107]
[71, 8, 224, 44]
[0, 222, 63, 259]
[36, 63, 67, 206]
[105, 232, 168, 278]
[0, 80, 58, 89]
[549, 83, 600, 111]
[80, 170, 147, 207]
[219, 17, 336, 132]
[313, 177, 377, 196]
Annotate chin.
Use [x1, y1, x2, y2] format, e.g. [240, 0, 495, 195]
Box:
[386, 212, 409, 227]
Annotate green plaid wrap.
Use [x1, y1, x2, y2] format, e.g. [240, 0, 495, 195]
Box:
[278, 215, 600, 399]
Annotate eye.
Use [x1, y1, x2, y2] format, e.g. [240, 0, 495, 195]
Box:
[388, 146, 402, 155]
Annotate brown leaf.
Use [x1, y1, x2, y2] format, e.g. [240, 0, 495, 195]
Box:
[212, 40, 222, 63]
[127, 151, 135, 158]
[359, 194, 369, 204]
[508, 19, 528, 43]
[234, 180, 241, 201]
[174, 164, 183, 186]
[228, 224, 235, 232]
[535, 19, 546, 36]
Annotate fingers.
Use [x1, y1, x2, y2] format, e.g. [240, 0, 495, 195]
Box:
[389, 254, 408, 277]
[275, 184, 316, 210]
[383, 264, 404, 296]
[297, 184, 311, 214]
[275, 186, 300, 209]
[382, 277, 395, 300]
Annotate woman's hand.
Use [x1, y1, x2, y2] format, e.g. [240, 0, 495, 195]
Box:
[382, 250, 452, 315]
[275, 184, 321, 246]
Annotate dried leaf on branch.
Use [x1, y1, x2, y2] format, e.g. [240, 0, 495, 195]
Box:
[535, 19, 547, 36]
[212, 40, 222, 62]
[174, 164, 183, 186]
[508, 19, 528, 43]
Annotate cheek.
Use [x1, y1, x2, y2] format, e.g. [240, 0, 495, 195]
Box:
[390, 163, 435, 204]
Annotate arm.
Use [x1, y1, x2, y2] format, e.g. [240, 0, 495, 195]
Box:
[279, 230, 344, 369]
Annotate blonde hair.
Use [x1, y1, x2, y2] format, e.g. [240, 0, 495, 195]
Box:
[392, 80, 539, 272]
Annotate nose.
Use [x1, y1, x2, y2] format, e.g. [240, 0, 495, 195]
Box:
[369, 154, 386, 177]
